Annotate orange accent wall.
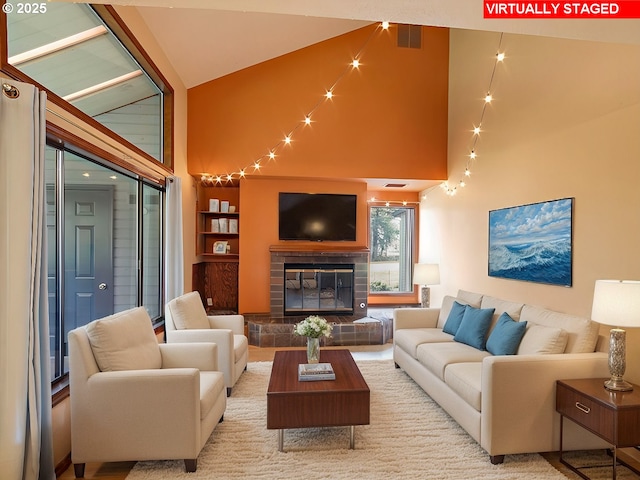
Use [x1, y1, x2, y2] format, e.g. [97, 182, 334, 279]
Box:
[187, 24, 449, 183]
[188, 24, 449, 314]
[239, 178, 368, 313]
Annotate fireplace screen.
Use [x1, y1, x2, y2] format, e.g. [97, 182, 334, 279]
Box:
[284, 264, 354, 315]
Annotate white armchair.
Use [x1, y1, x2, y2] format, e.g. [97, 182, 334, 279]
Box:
[165, 291, 248, 396]
[68, 307, 226, 477]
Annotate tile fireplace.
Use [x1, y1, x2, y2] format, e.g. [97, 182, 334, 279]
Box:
[270, 246, 369, 319]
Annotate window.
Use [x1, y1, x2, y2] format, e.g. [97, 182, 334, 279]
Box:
[46, 142, 164, 382]
[5, 2, 172, 165]
[369, 206, 415, 293]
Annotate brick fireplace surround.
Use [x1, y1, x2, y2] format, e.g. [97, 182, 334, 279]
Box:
[245, 246, 392, 347]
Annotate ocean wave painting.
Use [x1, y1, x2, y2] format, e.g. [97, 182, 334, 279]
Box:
[488, 198, 573, 286]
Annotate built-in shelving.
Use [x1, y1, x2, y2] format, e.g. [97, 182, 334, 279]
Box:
[194, 183, 240, 311]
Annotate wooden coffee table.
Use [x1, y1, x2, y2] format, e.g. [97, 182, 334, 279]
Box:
[267, 349, 370, 451]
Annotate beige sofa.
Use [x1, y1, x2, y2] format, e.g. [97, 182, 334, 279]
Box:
[393, 290, 610, 464]
[69, 307, 226, 476]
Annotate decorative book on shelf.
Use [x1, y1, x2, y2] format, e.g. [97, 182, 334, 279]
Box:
[298, 363, 336, 381]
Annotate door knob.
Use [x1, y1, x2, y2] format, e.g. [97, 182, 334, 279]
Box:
[98, 283, 108, 290]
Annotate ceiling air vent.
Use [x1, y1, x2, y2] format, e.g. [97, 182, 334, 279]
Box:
[397, 24, 422, 49]
[384, 183, 407, 188]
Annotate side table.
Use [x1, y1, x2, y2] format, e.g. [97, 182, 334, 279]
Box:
[556, 378, 640, 480]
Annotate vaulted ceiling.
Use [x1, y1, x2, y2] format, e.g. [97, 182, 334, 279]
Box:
[58, 0, 640, 89]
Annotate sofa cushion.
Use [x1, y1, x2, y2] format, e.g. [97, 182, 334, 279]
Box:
[519, 304, 599, 353]
[437, 295, 477, 329]
[395, 328, 454, 358]
[486, 313, 527, 355]
[453, 306, 495, 350]
[480, 295, 525, 334]
[416, 342, 490, 381]
[457, 290, 483, 307]
[442, 301, 467, 335]
[169, 291, 210, 330]
[445, 363, 482, 412]
[85, 307, 162, 372]
[517, 324, 569, 354]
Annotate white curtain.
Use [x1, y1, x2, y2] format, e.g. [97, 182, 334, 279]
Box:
[164, 176, 184, 301]
[0, 79, 54, 479]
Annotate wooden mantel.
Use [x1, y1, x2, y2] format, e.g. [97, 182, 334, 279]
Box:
[269, 245, 370, 253]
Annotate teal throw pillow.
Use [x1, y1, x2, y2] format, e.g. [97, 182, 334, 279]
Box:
[453, 306, 495, 350]
[486, 313, 528, 356]
[442, 301, 467, 335]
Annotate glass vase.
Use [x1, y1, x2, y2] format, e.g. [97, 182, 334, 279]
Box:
[306, 337, 320, 364]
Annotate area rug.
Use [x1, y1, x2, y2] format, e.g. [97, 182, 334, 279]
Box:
[127, 360, 569, 480]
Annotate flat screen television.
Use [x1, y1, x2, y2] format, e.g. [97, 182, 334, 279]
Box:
[278, 192, 357, 241]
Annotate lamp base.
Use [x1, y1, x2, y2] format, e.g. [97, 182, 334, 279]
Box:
[420, 286, 431, 308]
[605, 328, 633, 392]
[604, 377, 634, 392]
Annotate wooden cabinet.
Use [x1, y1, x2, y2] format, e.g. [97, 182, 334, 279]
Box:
[556, 378, 640, 479]
[195, 183, 240, 312]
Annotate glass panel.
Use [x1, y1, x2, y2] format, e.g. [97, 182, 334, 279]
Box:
[45, 146, 59, 381]
[369, 206, 415, 293]
[46, 143, 165, 383]
[142, 184, 162, 320]
[335, 269, 354, 310]
[7, 3, 163, 161]
[62, 152, 138, 373]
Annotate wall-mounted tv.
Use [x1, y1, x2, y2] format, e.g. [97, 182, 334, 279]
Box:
[278, 192, 357, 241]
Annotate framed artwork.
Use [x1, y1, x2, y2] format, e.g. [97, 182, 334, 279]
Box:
[488, 197, 574, 287]
[213, 240, 228, 254]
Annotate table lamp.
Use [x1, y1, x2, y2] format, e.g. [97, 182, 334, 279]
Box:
[591, 280, 640, 392]
[413, 263, 440, 308]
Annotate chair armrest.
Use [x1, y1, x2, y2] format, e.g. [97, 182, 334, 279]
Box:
[393, 308, 440, 332]
[481, 352, 610, 456]
[208, 314, 245, 335]
[73, 369, 202, 453]
[166, 329, 235, 386]
[159, 342, 218, 371]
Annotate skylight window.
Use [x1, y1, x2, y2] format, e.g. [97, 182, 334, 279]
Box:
[6, 3, 167, 164]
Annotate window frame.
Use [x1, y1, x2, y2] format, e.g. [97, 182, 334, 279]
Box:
[1, 4, 175, 172]
[46, 121, 166, 399]
[368, 204, 417, 296]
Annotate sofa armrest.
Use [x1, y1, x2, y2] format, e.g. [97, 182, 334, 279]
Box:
[480, 352, 609, 456]
[208, 315, 245, 335]
[393, 308, 440, 332]
[159, 342, 218, 371]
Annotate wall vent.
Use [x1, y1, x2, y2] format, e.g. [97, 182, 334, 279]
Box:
[397, 24, 422, 49]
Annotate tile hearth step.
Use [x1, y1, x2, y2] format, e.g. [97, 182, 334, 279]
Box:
[246, 312, 393, 348]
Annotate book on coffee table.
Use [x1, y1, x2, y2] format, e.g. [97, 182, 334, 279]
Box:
[298, 362, 336, 381]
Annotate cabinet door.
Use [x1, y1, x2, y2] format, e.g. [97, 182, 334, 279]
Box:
[196, 261, 239, 311]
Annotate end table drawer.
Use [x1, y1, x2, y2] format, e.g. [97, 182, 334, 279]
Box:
[556, 382, 615, 441]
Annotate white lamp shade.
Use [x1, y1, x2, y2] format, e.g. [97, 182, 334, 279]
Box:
[591, 280, 640, 327]
[413, 263, 440, 286]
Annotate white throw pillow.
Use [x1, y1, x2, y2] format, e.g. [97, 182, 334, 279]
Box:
[517, 324, 569, 355]
[86, 306, 161, 371]
[170, 291, 210, 330]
